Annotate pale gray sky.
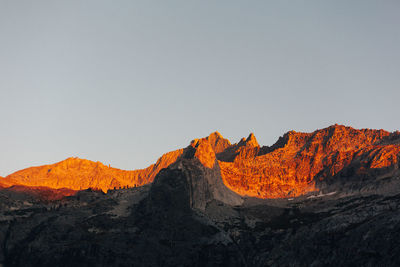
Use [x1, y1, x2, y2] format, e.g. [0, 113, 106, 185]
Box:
[1, 1, 399, 175]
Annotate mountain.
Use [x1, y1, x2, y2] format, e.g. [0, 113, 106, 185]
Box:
[2, 125, 400, 199]
[2, 150, 183, 192]
[1, 125, 400, 266]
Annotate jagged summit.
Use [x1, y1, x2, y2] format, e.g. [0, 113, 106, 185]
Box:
[208, 131, 223, 138]
[238, 133, 259, 147]
[246, 132, 258, 144]
[193, 131, 231, 154]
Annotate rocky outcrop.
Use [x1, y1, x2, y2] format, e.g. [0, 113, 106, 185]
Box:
[146, 138, 243, 212]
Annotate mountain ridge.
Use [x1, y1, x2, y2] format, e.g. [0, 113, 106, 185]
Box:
[1, 124, 400, 199]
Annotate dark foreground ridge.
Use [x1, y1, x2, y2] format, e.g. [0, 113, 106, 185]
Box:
[0, 125, 400, 266]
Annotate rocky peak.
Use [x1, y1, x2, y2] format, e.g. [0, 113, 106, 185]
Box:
[238, 133, 259, 148]
[208, 131, 223, 139]
[246, 133, 259, 147]
[148, 153, 243, 212]
[205, 131, 232, 153]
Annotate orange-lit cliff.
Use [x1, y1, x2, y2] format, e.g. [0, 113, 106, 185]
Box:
[218, 125, 400, 198]
[1, 125, 399, 198]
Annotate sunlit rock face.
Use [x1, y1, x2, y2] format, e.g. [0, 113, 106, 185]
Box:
[189, 138, 217, 169]
[1, 124, 400, 199]
[2, 149, 184, 192]
[219, 125, 400, 198]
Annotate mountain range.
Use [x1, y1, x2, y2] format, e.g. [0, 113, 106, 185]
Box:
[1, 124, 400, 266]
[2, 124, 400, 198]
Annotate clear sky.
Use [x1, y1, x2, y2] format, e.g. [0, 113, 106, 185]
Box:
[1, 1, 399, 176]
